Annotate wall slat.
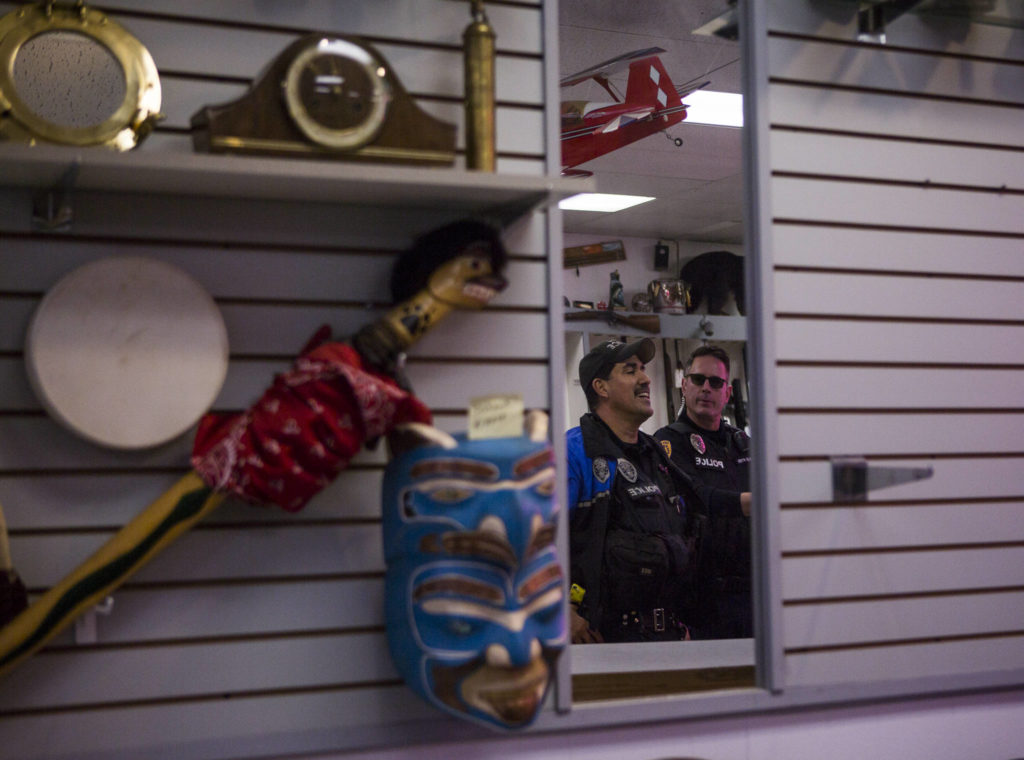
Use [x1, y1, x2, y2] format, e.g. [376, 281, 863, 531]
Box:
[767, 36, 1024, 104]
[784, 637, 1024, 687]
[0, 686, 434, 760]
[768, 83, 1024, 146]
[784, 591, 1024, 648]
[771, 225, 1024, 276]
[777, 412, 1024, 457]
[775, 271, 1024, 320]
[0, 241, 549, 310]
[0, 471, 387, 529]
[0, 416, 490, 472]
[780, 502, 1024, 552]
[766, 0, 1024, 56]
[0, 632, 398, 712]
[777, 366, 1024, 409]
[770, 131, 1024, 189]
[772, 177, 1024, 233]
[779, 457, 1024, 505]
[87, 0, 544, 54]
[1, 355, 549, 413]
[56, 579, 387, 644]
[781, 547, 1024, 600]
[14, 523, 386, 587]
[775, 319, 1024, 364]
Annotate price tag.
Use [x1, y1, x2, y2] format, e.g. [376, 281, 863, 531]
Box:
[468, 393, 524, 440]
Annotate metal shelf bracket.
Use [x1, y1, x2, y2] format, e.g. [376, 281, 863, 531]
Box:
[831, 456, 934, 502]
[32, 161, 79, 232]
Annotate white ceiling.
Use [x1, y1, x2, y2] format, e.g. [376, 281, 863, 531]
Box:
[558, 1, 744, 244]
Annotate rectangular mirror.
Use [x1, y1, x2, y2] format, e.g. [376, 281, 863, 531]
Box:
[557, 0, 755, 702]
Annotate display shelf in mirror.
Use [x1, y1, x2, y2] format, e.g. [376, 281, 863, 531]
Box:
[564, 309, 747, 342]
[913, 0, 1024, 28]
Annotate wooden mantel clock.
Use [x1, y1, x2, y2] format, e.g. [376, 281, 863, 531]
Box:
[191, 35, 456, 166]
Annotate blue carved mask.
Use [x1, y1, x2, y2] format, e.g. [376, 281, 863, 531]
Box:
[382, 420, 566, 730]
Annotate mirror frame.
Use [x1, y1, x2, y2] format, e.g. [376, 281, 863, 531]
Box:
[546, 0, 785, 719]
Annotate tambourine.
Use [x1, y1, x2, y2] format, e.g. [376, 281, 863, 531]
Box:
[25, 257, 229, 449]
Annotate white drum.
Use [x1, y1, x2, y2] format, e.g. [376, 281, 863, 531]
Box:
[25, 257, 229, 450]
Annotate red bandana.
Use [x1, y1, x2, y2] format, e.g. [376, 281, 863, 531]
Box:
[191, 330, 431, 512]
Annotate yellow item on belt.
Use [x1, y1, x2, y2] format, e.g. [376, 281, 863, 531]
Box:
[570, 583, 586, 605]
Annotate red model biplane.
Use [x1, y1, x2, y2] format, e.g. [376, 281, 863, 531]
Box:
[560, 47, 704, 174]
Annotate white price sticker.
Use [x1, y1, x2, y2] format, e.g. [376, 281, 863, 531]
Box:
[468, 393, 524, 440]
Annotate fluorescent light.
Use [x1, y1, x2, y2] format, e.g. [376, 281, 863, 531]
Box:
[684, 90, 743, 127]
[558, 193, 655, 212]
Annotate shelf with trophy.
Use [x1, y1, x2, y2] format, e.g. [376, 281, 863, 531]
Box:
[563, 271, 747, 342]
[563, 308, 747, 342]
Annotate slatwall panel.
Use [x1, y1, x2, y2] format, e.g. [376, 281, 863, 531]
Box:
[764, 1, 1024, 690]
[0, 2, 554, 758]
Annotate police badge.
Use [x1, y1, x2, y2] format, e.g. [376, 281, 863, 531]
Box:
[616, 458, 638, 483]
[690, 433, 706, 455]
[592, 456, 610, 484]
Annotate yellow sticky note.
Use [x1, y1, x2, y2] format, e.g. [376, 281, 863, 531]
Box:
[468, 394, 524, 440]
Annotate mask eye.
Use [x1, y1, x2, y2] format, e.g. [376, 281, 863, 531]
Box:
[429, 486, 475, 503]
[535, 477, 555, 497]
[402, 491, 416, 518]
[447, 619, 474, 637]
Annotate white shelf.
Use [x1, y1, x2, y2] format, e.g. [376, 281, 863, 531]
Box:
[572, 638, 754, 674]
[0, 142, 591, 219]
[564, 309, 747, 341]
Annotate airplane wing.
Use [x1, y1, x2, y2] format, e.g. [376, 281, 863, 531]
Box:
[560, 47, 666, 88]
[676, 79, 711, 99]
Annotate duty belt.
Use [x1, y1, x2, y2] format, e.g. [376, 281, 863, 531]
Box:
[619, 607, 688, 637]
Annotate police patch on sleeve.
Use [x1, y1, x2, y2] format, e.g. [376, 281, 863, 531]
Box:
[690, 433, 706, 455]
[592, 456, 610, 483]
[616, 458, 638, 483]
[660, 440, 672, 458]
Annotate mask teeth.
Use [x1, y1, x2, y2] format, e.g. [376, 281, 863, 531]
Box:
[524, 410, 548, 442]
[477, 514, 508, 539]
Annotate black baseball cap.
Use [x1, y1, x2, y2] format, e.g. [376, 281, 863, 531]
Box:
[578, 338, 656, 393]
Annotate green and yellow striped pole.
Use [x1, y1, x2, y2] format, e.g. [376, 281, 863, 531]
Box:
[0, 473, 222, 679]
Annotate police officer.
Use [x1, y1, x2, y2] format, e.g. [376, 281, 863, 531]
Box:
[655, 344, 752, 639]
[566, 338, 701, 643]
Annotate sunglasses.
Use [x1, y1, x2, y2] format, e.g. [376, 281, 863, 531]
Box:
[686, 373, 727, 390]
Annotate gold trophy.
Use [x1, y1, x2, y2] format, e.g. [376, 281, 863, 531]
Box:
[463, 0, 496, 171]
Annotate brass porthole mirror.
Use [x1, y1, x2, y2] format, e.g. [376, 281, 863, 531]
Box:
[0, 1, 162, 150]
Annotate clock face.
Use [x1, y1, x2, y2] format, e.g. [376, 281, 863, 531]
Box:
[283, 38, 391, 150]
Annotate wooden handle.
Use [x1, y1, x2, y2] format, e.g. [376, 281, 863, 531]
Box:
[0, 472, 224, 680]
